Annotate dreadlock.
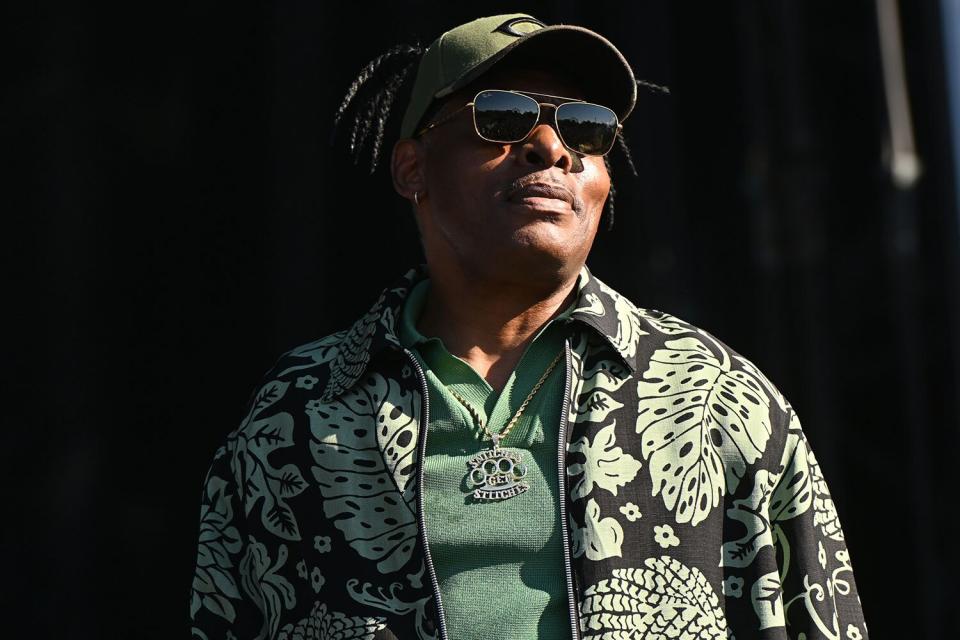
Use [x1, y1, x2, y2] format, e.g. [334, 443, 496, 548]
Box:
[332, 45, 668, 230]
[332, 43, 423, 174]
[637, 78, 671, 95]
[603, 81, 670, 229]
[604, 156, 617, 230]
[603, 129, 642, 230]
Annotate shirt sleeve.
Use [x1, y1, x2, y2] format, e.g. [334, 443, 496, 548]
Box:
[762, 408, 868, 639]
[189, 442, 262, 638]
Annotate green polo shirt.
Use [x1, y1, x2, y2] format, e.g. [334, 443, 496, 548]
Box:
[398, 278, 574, 640]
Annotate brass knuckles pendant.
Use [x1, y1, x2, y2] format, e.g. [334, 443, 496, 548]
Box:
[466, 446, 529, 501]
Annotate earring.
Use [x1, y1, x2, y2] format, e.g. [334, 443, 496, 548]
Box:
[414, 191, 423, 205]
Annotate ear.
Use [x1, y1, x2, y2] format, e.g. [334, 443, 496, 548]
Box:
[391, 138, 426, 203]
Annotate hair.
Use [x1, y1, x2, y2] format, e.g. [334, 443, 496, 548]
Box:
[332, 44, 668, 230]
[332, 43, 424, 174]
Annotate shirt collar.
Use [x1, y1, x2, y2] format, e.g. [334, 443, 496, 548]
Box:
[397, 277, 578, 349]
[397, 278, 431, 348]
[320, 264, 642, 402]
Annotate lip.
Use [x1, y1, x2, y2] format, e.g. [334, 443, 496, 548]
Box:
[506, 182, 575, 211]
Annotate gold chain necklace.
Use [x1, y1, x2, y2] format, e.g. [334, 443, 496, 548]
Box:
[448, 351, 563, 501]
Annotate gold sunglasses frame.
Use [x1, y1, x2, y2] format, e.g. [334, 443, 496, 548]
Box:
[414, 89, 622, 157]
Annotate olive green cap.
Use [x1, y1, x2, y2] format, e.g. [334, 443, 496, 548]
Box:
[399, 13, 638, 139]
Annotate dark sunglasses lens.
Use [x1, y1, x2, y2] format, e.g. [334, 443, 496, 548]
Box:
[473, 91, 539, 142]
[556, 102, 619, 155]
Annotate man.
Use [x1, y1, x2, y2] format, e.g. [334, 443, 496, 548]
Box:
[190, 13, 867, 640]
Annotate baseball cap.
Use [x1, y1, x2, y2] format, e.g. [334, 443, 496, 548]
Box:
[399, 13, 638, 139]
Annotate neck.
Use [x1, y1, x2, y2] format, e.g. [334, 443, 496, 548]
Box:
[417, 263, 579, 391]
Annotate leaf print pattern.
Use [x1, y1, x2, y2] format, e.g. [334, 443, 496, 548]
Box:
[573, 292, 606, 318]
[569, 350, 630, 425]
[598, 278, 648, 358]
[567, 421, 642, 499]
[308, 373, 420, 574]
[239, 536, 297, 640]
[636, 333, 772, 526]
[571, 498, 624, 561]
[751, 572, 786, 630]
[347, 579, 437, 640]
[277, 601, 386, 640]
[276, 331, 346, 379]
[720, 470, 776, 568]
[715, 407, 865, 635]
[579, 556, 730, 639]
[234, 380, 308, 541]
[810, 446, 844, 541]
[638, 308, 694, 336]
[721, 426, 812, 568]
[768, 424, 813, 523]
[571, 267, 604, 316]
[734, 354, 789, 414]
[800, 550, 855, 636]
[191, 470, 243, 623]
[189, 266, 867, 638]
[321, 287, 394, 403]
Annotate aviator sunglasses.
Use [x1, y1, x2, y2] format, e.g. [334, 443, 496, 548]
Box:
[415, 89, 622, 157]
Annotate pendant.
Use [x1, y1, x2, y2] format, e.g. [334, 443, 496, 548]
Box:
[466, 434, 529, 501]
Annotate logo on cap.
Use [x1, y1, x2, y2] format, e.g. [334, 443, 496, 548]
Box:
[493, 16, 546, 38]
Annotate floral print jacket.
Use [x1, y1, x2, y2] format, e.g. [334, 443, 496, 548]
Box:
[190, 266, 867, 640]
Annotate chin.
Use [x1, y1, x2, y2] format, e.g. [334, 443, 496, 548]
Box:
[490, 235, 588, 282]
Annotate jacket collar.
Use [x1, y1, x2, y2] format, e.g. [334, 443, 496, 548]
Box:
[321, 264, 640, 402]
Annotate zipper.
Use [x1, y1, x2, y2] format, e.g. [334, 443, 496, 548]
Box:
[558, 338, 581, 640]
[404, 348, 449, 640]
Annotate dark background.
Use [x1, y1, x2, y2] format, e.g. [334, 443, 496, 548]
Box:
[6, 1, 959, 637]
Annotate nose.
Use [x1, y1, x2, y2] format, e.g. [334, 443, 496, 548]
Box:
[516, 119, 578, 173]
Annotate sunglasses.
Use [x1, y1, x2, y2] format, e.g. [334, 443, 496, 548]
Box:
[415, 89, 622, 157]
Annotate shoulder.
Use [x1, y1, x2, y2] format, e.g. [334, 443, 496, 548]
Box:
[569, 276, 802, 528]
[628, 302, 796, 483]
[634, 308, 791, 420]
[238, 329, 350, 404]
[588, 274, 785, 394]
[591, 272, 790, 409]
[267, 330, 351, 387]
[221, 329, 351, 447]
[209, 329, 353, 539]
[589, 273, 796, 461]
[623, 288, 804, 526]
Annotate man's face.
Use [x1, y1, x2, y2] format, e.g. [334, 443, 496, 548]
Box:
[409, 66, 612, 284]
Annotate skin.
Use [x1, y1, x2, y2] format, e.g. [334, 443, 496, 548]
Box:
[390, 66, 611, 392]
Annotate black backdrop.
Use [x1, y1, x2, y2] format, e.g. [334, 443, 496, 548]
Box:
[7, 1, 959, 637]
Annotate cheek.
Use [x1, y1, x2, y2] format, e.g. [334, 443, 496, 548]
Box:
[427, 146, 504, 207]
[579, 160, 612, 211]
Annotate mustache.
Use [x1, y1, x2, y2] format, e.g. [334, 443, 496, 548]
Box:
[504, 173, 586, 215]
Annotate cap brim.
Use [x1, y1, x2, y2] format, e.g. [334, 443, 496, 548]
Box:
[435, 25, 638, 123]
